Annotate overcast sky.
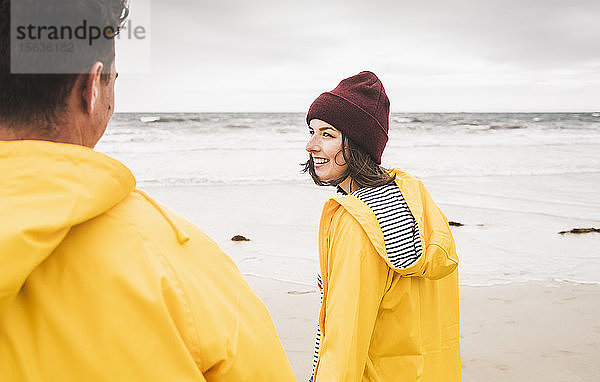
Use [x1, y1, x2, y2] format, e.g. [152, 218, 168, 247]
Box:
[114, 0, 600, 112]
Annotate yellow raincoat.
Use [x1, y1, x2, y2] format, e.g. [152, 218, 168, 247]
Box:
[0, 140, 295, 381]
[313, 169, 461, 381]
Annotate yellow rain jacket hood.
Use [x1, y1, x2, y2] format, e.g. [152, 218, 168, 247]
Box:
[313, 169, 461, 381]
[0, 140, 295, 381]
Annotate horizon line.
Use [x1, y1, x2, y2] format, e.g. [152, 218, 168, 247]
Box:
[112, 110, 600, 114]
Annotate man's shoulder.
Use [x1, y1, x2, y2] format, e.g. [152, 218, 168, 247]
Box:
[66, 189, 235, 276]
[104, 190, 214, 242]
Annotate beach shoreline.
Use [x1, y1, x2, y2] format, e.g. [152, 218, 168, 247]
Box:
[143, 179, 600, 381]
[245, 275, 600, 381]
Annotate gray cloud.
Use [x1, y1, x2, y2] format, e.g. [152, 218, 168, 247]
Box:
[114, 0, 600, 111]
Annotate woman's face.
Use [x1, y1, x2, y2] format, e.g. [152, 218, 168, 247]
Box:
[306, 119, 348, 182]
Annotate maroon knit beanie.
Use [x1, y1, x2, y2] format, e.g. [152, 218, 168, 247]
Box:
[306, 71, 390, 164]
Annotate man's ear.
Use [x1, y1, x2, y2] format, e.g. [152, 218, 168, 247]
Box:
[82, 62, 104, 114]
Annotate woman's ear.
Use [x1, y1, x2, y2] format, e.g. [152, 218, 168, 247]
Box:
[334, 149, 348, 166]
[341, 135, 351, 162]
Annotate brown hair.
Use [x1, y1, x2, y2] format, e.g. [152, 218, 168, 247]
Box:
[0, 0, 129, 129]
[301, 131, 396, 191]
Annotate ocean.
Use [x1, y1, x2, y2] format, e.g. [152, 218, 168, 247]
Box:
[97, 112, 600, 286]
[99, 112, 600, 186]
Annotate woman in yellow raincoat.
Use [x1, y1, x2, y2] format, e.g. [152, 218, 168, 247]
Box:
[303, 71, 461, 381]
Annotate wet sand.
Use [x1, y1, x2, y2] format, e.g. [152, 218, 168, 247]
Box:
[243, 275, 600, 381]
[145, 176, 600, 381]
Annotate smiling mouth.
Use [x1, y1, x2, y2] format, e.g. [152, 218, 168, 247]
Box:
[313, 157, 330, 165]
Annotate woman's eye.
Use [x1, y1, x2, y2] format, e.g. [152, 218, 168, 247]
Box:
[308, 130, 314, 135]
[323, 132, 333, 138]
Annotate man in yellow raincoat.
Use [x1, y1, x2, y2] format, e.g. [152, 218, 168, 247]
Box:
[0, 1, 295, 380]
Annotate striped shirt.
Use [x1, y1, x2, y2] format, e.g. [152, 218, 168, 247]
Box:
[352, 184, 422, 268]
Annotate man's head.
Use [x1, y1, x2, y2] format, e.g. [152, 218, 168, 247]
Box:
[0, 0, 129, 147]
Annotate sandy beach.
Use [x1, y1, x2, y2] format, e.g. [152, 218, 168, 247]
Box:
[245, 276, 600, 381]
[145, 174, 600, 381]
